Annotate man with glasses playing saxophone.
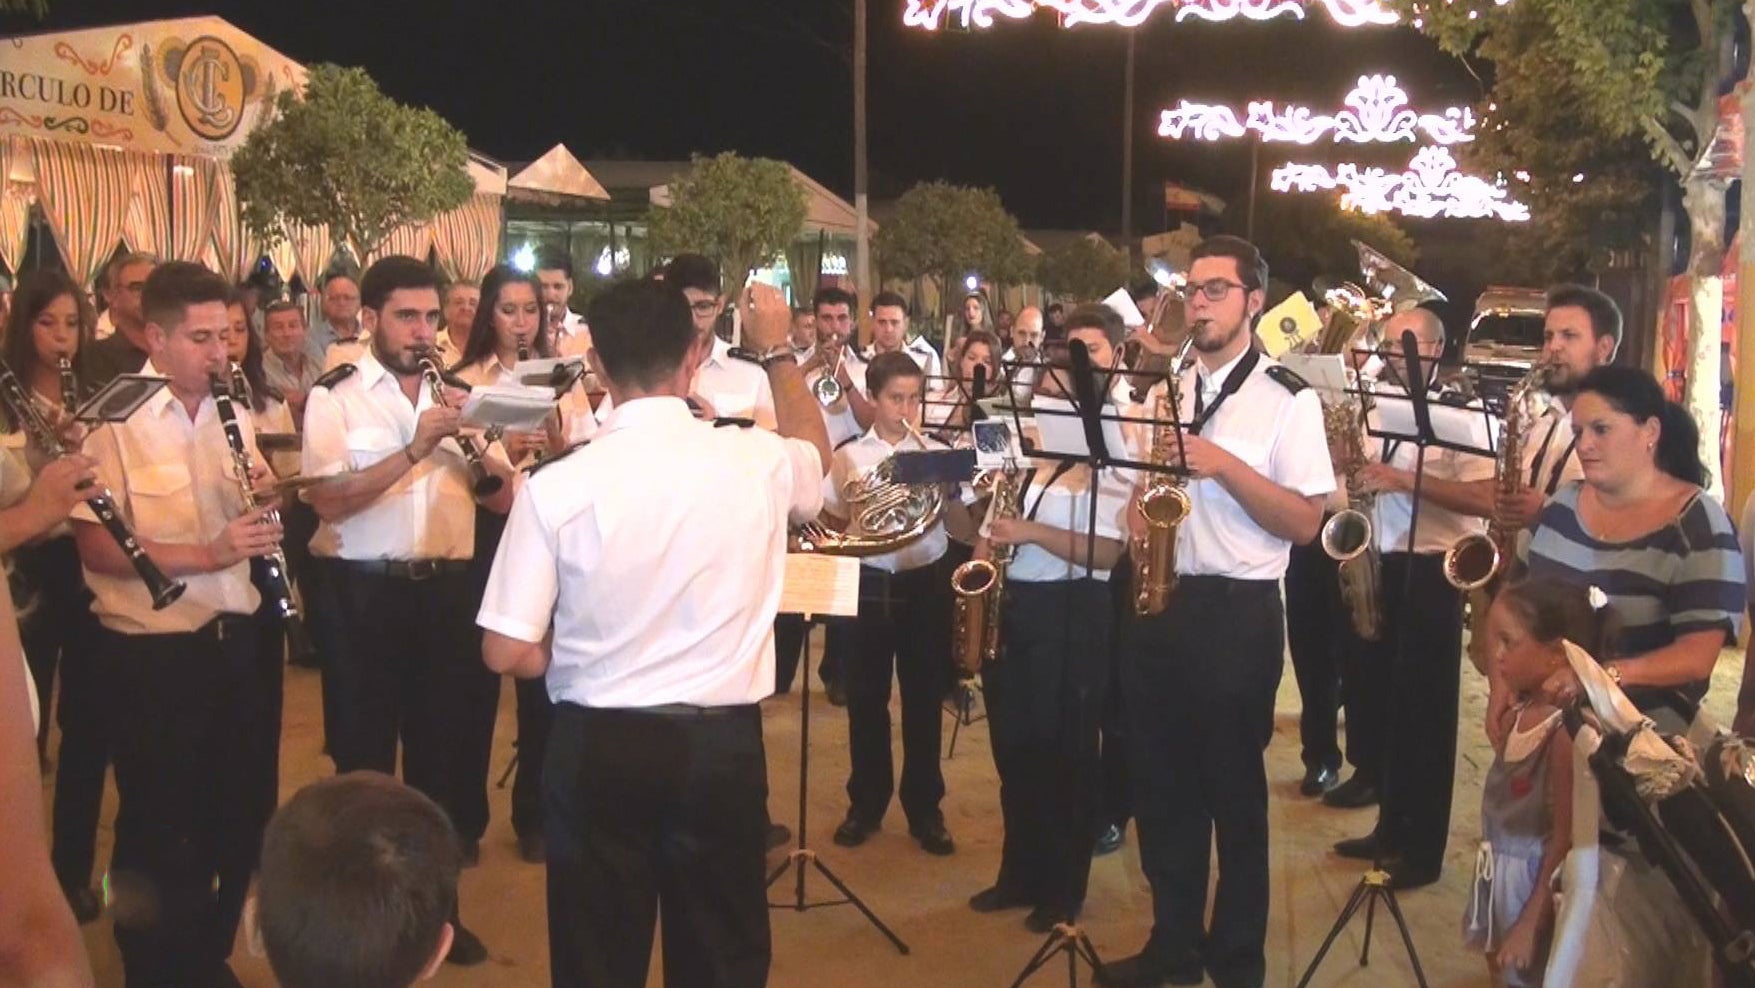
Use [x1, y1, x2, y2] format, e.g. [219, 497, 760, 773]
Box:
[1326, 307, 1495, 893]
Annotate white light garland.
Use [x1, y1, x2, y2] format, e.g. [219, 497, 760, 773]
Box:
[1269, 146, 1530, 222]
[1158, 75, 1476, 146]
[901, 0, 1403, 29]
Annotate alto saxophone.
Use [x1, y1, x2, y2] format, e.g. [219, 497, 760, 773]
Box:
[1444, 358, 1552, 591]
[950, 462, 1019, 679]
[1318, 390, 1385, 641]
[1133, 336, 1195, 616]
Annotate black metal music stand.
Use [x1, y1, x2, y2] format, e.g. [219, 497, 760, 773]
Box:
[989, 341, 1184, 987]
[1295, 331, 1496, 988]
[943, 679, 986, 759]
[766, 606, 910, 955]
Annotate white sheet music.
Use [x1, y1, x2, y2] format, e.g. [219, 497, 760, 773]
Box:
[779, 554, 859, 618]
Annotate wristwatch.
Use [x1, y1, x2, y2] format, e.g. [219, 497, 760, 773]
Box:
[729, 345, 794, 370]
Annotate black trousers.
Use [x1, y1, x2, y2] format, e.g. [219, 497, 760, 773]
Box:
[14, 535, 108, 889]
[302, 556, 349, 755]
[1370, 552, 1465, 873]
[97, 616, 277, 988]
[845, 561, 950, 827]
[985, 578, 1111, 913]
[1124, 576, 1283, 988]
[546, 703, 770, 988]
[329, 563, 499, 844]
[1284, 539, 1345, 774]
[513, 677, 553, 838]
[773, 613, 854, 695]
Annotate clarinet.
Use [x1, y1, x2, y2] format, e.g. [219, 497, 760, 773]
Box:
[209, 372, 314, 664]
[414, 348, 504, 497]
[57, 357, 79, 413]
[229, 361, 250, 407]
[0, 359, 185, 609]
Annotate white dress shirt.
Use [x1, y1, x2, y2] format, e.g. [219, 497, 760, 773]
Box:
[1005, 459, 1131, 583]
[323, 334, 370, 373]
[1359, 385, 1494, 555]
[1001, 347, 1039, 407]
[826, 428, 950, 574]
[551, 310, 592, 359]
[1163, 349, 1336, 580]
[301, 349, 506, 561]
[72, 362, 262, 634]
[0, 387, 75, 540]
[595, 336, 778, 430]
[866, 337, 945, 384]
[476, 397, 825, 708]
[1522, 403, 1584, 497]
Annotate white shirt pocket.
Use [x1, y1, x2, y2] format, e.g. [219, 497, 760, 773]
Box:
[128, 463, 197, 542]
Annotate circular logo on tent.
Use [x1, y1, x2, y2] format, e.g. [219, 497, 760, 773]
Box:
[175, 36, 245, 142]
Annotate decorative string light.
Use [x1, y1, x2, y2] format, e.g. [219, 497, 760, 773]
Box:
[1158, 75, 1476, 146]
[902, 0, 1408, 30]
[1270, 147, 1530, 222]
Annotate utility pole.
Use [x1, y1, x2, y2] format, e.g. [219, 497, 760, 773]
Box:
[1121, 31, 1135, 258]
[855, 0, 872, 307]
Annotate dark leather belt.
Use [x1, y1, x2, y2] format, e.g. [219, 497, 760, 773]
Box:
[642, 703, 748, 719]
[205, 614, 252, 641]
[338, 558, 470, 581]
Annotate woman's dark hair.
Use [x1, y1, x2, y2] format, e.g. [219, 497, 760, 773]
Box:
[956, 329, 1002, 395]
[866, 350, 924, 398]
[1576, 365, 1708, 487]
[1497, 577, 1619, 665]
[226, 294, 283, 414]
[452, 265, 550, 371]
[1, 269, 96, 432]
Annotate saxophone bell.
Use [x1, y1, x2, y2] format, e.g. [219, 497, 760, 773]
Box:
[1443, 533, 1502, 592]
[949, 558, 998, 680]
[1320, 507, 1374, 563]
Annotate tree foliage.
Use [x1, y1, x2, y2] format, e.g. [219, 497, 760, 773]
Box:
[646, 153, 809, 289]
[874, 181, 1033, 313]
[1245, 195, 1418, 291]
[233, 64, 474, 264]
[1037, 236, 1130, 303]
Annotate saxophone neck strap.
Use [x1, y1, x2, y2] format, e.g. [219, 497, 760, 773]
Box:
[1024, 461, 1075, 522]
[1190, 347, 1260, 436]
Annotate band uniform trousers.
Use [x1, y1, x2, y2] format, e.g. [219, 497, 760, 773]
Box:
[984, 578, 1112, 914]
[329, 562, 499, 845]
[278, 499, 319, 656]
[845, 561, 950, 828]
[1283, 538, 1345, 777]
[545, 703, 770, 988]
[472, 506, 551, 842]
[1125, 577, 1283, 988]
[1373, 552, 1465, 874]
[97, 616, 276, 988]
[1101, 558, 1135, 833]
[301, 554, 348, 758]
[14, 535, 107, 891]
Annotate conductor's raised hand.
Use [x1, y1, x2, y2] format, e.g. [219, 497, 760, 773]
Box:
[408, 406, 463, 460]
[740, 282, 791, 351]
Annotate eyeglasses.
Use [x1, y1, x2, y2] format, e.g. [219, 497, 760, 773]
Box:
[689, 300, 719, 315]
[1188, 279, 1248, 302]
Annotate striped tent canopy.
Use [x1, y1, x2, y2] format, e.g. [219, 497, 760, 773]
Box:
[120, 152, 170, 258]
[432, 194, 503, 283]
[0, 137, 31, 277]
[206, 166, 261, 282]
[378, 221, 432, 265]
[31, 138, 131, 287]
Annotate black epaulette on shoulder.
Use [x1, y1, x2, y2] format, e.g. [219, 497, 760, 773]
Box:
[832, 433, 862, 451]
[524, 441, 589, 476]
[713, 416, 756, 429]
[312, 364, 357, 390]
[1265, 365, 1308, 395]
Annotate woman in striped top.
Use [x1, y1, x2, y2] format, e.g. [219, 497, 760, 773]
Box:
[1508, 365, 1745, 733]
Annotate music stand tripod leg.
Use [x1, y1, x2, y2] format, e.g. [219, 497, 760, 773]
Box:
[1294, 877, 1373, 988]
[1007, 923, 1105, 988]
[1382, 884, 1433, 988]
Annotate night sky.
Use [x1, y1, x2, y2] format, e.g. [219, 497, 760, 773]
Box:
[1, 0, 1481, 233]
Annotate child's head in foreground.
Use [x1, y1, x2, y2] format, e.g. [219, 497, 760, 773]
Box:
[250, 771, 460, 988]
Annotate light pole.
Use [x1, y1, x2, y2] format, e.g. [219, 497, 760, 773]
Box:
[1122, 31, 1135, 257]
[855, 0, 871, 307]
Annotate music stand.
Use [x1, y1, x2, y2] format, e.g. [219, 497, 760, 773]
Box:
[1295, 331, 1498, 988]
[766, 554, 910, 955]
[991, 341, 1184, 988]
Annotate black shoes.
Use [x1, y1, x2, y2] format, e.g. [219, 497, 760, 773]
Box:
[968, 884, 1032, 913]
[1094, 823, 1125, 857]
[1321, 773, 1379, 809]
[1382, 856, 1441, 890]
[63, 885, 101, 924]
[517, 831, 546, 864]
[446, 922, 488, 966]
[910, 820, 955, 856]
[1300, 765, 1340, 797]
[824, 678, 848, 707]
[833, 813, 878, 847]
[1332, 832, 1383, 860]
[765, 822, 793, 850]
[1097, 951, 1204, 987]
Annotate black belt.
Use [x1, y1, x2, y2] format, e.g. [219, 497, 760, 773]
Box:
[562, 701, 754, 720]
[1175, 574, 1280, 594]
[337, 558, 470, 581]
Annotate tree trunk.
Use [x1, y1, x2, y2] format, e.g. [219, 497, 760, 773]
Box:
[1733, 13, 1755, 513]
[1683, 177, 1727, 500]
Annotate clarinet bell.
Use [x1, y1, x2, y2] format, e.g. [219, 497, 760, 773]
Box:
[150, 576, 188, 611]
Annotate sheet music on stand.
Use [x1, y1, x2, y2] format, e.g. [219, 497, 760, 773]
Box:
[780, 554, 859, 619]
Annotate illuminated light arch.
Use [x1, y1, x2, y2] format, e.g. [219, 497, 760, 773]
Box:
[1269, 146, 1530, 222]
[901, 0, 1405, 30]
[1158, 75, 1476, 146]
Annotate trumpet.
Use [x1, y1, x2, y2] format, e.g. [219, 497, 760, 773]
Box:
[57, 357, 78, 413]
[211, 370, 315, 665]
[811, 342, 844, 408]
[413, 347, 504, 498]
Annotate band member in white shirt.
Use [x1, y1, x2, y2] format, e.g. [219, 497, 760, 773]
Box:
[1004, 307, 1046, 408]
[1105, 237, 1334, 988]
[302, 255, 517, 967]
[480, 278, 829, 988]
[825, 352, 969, 857]
[537, 250, 592, 357]
[865, 290, 944, 383]
[788, 306, 815, 361]
[450, 264, 565, 865]
[926, 329, 1001, 442]
[72, 261, 286, 988]
[968, 306, 1133, 934]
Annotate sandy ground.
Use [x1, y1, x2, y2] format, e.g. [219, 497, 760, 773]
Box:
[47, 634, 1745, 988]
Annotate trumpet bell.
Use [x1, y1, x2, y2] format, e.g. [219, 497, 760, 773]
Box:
[1320, 509, 1374, 563]
[1443, 533, 1501, 592]
[812, 373, 843, 407]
